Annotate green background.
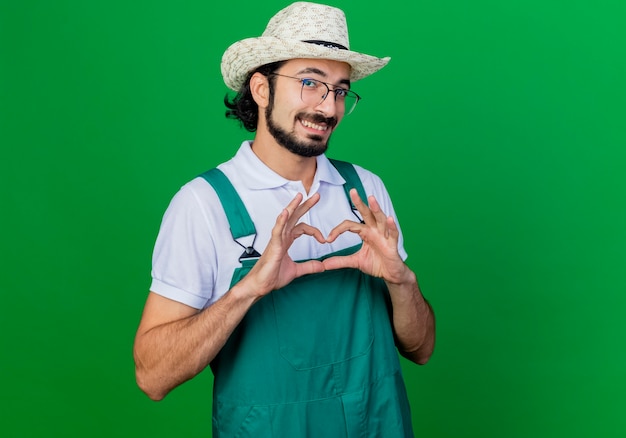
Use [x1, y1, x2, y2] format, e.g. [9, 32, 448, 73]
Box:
[1, 0, 624, 436]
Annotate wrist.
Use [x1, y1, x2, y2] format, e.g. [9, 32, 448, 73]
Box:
[229, 279, 263, 305]
[386, 265, 417, 288]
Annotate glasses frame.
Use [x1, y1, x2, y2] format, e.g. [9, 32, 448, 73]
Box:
[270, 73, 361, 115]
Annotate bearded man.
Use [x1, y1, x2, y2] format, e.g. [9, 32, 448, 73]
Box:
[134, 2, 435, 436]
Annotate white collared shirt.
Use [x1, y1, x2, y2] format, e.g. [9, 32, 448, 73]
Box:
[150, 141, 407, 309]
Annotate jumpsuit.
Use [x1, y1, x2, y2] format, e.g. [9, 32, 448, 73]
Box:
[201, 159, 414, 437]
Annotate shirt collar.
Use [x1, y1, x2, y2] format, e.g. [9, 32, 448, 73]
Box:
[232, 141, 346, 191]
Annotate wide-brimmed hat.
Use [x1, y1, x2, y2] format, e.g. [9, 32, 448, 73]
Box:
[221, 2, 391, 91]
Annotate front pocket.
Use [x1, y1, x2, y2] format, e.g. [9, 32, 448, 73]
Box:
[272, 268, 374, 370]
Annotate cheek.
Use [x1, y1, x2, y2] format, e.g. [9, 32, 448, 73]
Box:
[272, 91, 305, 122]
[277, 83, 308, 108]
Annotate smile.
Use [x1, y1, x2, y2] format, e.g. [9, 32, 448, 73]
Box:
[300, 119, 328, 132]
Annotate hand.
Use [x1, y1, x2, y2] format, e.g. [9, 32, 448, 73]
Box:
[241, 193, 326, 299]
[323, 189, 412, 285]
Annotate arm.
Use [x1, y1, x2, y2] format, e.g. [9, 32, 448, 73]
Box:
[133, 193, 326, 400]
[323, 189, 435, 365]
[384, 267, 435, 365]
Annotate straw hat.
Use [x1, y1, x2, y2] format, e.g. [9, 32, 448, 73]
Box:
[221, 2, 391, 91]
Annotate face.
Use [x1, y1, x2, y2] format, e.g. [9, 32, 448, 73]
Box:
[264, 59, 352, 157]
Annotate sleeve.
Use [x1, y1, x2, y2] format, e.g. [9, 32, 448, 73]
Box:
[353, 165, 409, 261]
[149, 182, 218, 309]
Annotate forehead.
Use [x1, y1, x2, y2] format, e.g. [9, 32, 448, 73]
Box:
[280, 58, 352, 80]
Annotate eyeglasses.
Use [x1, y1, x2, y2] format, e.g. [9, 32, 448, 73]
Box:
[270, 73, 361, 115]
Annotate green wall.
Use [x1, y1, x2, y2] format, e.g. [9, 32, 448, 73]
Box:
[1, 1, 624, 436]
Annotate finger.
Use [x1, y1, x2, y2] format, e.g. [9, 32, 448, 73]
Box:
[295, 192, 321, 217]
[349, 189, 376, 224]
[283, 192, 305, 218]
[271, 194, 311, 242]
[294, 259, 325, 277]
[367, 195, 387, 221]
[286, 193, 321, 228]
[322, 254, 358, 271]
[365, 194, 391, 234]
[267, 208, 291, 251]
[292, 222, 326, 244]
[349, 190, 388, 232]
[326, 219, 364, 243]
[386, 215, 400, 240]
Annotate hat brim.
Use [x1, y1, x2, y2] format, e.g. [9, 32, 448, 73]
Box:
[221, 36, 390, 91]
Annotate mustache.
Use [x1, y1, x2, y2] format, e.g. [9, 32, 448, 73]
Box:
[298, 112, 337, 129]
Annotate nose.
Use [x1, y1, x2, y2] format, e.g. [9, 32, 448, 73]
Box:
[315, 91, 341, 117]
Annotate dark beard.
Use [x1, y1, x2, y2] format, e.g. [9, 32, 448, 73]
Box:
[265, 105, 336, 158]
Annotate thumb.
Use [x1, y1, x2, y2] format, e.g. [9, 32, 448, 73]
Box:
[322, 254, 357, 271]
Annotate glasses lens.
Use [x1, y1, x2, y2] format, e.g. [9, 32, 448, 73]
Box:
[299, 78, 326, 106]
[341, 91, 359, 115]
[299, 79, 359, 115]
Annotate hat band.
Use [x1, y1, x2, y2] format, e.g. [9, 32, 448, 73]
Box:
[302, 40, 348, 50]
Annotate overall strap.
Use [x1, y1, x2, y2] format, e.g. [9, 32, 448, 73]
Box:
[329, 158, 369, 211]
[200, 161, 368, 258]
[199, 168, 261, 260]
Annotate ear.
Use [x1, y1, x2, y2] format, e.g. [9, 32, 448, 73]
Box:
[250, 72, 270, 109]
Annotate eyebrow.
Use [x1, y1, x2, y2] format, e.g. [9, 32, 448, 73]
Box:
[295, 67, 351, 87]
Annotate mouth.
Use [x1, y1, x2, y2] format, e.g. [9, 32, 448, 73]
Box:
[299, 118, 329, 132]
[297, 113, 337, 135]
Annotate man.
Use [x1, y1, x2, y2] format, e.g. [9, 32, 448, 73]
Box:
[134, 2, 435, 436]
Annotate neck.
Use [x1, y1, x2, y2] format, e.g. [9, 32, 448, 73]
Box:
[250, 133, 318, 193]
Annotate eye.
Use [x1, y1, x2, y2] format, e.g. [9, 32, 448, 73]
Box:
[301, 78, 319, 89]
[334, 88, 349, 98]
